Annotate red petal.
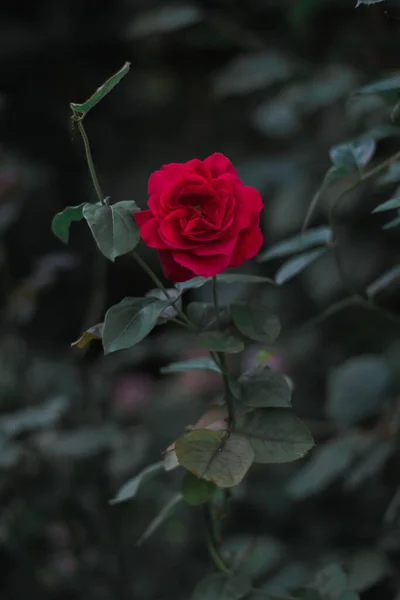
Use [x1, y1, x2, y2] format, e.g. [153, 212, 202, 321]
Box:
[158, 250, 195, 282]
[229, 223, 263, 267]
[173, 251, 231, 277]
[134, 210, 153, 227]
[158, 218, 196, 249]
[233, 185, 264, 231]
[204, 153, 239, 180]
[139, 217, 169, 249]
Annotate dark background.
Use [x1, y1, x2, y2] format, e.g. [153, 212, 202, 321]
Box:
[1, 1, 400, 599]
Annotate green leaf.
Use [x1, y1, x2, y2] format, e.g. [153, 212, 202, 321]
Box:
[71, 323, 103, 349]
[383, 215, 400, 229]
[197, 331, 245, 353]
[275, 248, 326, 285]
[175, 429, 254, 488]
[51, 204, 85, 243]
[355, 74, 400, 96]
[347, 549, 388, 592]
[0, 396, 69, 439]
[126, 4, 202, 39]
[109, 461, 164, 504]
[225, 535, 284, 579]
[329, 137, 375, 172]
[311, 564, 348, 599]
[372, 196, 400, 213]
[182, 471, 216, 506]
[137, 493, 182, 547]
[338, 593, 359, 600]
[327, 355, 392, 426]
[378, 162, 400, 185]
[70, 61, 130, 115]
[103, 297, 172, 354]
[236, 408, 314, 464]
[215, 273, 275, 285]
[213, 51, 295, 97]
[187, 302, 229, 330]
[192, 573, 252, 600]
[176, 273, 274, 292]
[258, 226, 331, 262]
[356, 0, 386, 6]
[83, 200, 141, 261]
[231, 301, 281, 344]
[286, 434, 375, 499]
[345, 440, 395, 490]
[239, 365, 291, 408]
[366, 265, 400, 297]
[161, 357, 221, 374]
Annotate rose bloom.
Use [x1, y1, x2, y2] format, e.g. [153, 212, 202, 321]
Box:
[134, 153, 263, 282]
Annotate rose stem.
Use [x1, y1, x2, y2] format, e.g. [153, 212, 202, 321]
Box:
[73, 114, 105, 205]
[212, 276, 235, 430]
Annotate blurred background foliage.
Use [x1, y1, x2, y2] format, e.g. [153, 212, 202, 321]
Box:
[1, 0, 400, 599]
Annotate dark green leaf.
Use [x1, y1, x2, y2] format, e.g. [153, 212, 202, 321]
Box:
[175, 429, 254, 488]
[236, 408, 314, 464]
[110, 461, 164, 504]
[366, 265, 400, 297]
[103, 297, 172, 354]
[347, 549, 388, 592]
[356, 0, 386, 6]
[161, 357, 221, 374]
[187, 302, 229, 330]
[71, 323, 103, 349]
[258, 227, 331, 262]
[338, 593, 359, 600]
[137, 493, 182, 547]
[0, 396, 69, 438]
[287, 434, 375, 499]
[182, 471, 216, 506]
[239, 365, 291, 408]
[329, 138, 375, 172]
[311, 564, 347, 598]
[327, 355, 392, 425]
[378, 162, 400, 185]
[215, 273, 276, 285]
[372, 197, 400, 213]
[345, 440, 395, 490]
[225, 535, 284, 578]
[176, 273, 274, 293]
[126, 4, 202, 39]
[197, 331, 245, 353]
[213, 51, 295, 97]
[51, 204, 85, 243]
[383, 215, 400, 229]
[83, 200, 141, 261]
[231, 301, 281, 344]
[275, 248, 326, 285]
[355, 74, 400, 96]
[192, 573, 252, 600]
[145, 287, 182, 323]
[70, 62, 130, 115]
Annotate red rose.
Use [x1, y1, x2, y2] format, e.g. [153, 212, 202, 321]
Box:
[134, 153, 263, 282]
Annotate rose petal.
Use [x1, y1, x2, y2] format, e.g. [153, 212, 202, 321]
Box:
[158, 250, 195, 282]
[192, 234, 238, 256]
[233, 185, 264, 230]
[159, 218, 196, 249]
[229, 222, 263, 267]
[173, 250, 231, 277]
[185, 158, 212, 180]
[139, 217, 170, 249]
[134, 210, 153, 227]
[148, 163, 188, 197]
[204, 153, 239, 180]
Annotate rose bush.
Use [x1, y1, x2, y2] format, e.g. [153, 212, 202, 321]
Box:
[134, 153, 263, 281]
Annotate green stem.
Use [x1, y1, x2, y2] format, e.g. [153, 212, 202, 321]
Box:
[75, 116, 105, 204]
[211, 276, 235, 429]
[212, 275, 222, 329]
[204, 502, 232, 576]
